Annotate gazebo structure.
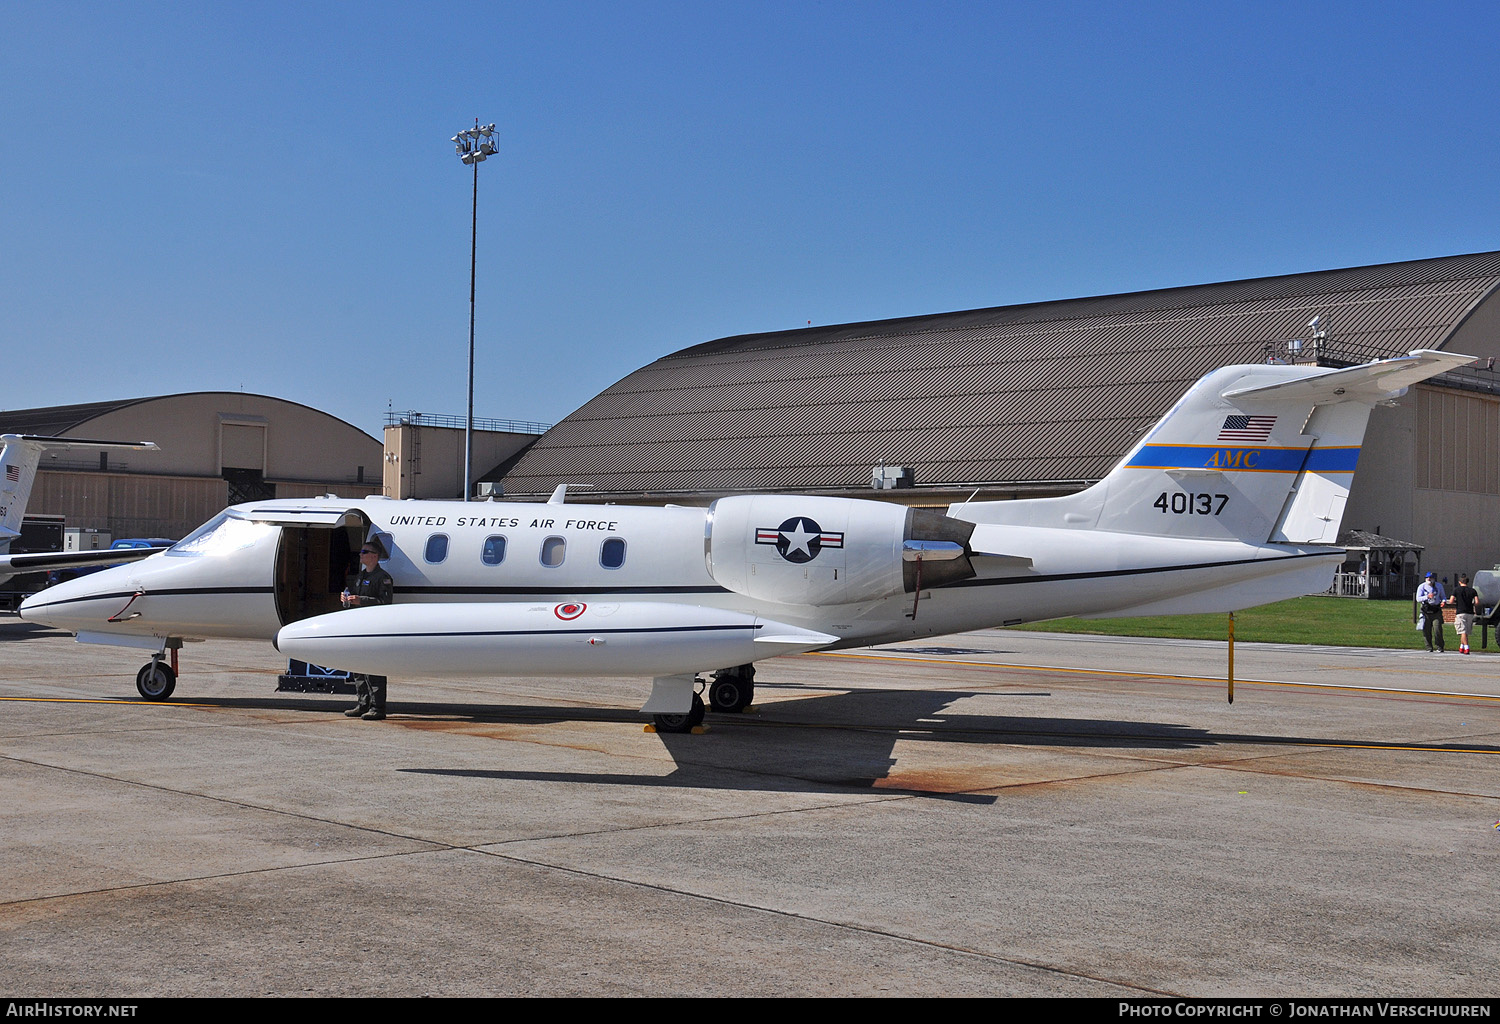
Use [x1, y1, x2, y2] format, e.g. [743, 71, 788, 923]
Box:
[1329, 530, 1425, 599]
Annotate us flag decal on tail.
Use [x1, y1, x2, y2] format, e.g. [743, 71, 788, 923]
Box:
[1217, 415, 1275, 443]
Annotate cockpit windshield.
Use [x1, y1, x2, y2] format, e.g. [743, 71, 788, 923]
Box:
[167, 512, 276, 557]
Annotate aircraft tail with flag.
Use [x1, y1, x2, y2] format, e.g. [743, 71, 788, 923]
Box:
[953, 349, 1473, 547]
[1, 435, 161, 584]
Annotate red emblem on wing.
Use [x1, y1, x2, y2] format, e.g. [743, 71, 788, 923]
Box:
[554, 602, 587, 620]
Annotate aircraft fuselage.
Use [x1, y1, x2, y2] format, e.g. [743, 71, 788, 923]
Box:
[22, 494, 1338, 657]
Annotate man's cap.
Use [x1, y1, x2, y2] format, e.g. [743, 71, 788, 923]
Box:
[1425, 572, 1434, 578]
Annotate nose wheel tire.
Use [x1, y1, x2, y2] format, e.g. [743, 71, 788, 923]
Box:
[136, 661, 177, 701]
[652, 692, 705, 734]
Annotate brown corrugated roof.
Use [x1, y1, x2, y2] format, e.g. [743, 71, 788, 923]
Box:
[499, 251, 1500, 498]
[0, 398, 154, 437]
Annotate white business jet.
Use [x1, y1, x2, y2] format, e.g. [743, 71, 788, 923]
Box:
[1, 435, 165, 586]
[20, 350, 1471, 730]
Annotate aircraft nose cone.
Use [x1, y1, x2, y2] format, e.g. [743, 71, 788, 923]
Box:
[18, 588, 71, 628]
[16, 570, 127, 630]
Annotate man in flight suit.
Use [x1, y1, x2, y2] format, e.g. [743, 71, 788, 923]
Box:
[342, 537, 394, 719]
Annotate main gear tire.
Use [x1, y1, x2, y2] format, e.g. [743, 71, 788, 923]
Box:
[653, 693, 706, 734]
[708, 669, 755, 713]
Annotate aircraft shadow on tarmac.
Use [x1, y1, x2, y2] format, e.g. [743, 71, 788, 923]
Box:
[36, 679, 1499, 800]
[0, 619, 68, 641]
[386, 686, 1223, 805]
[123, 686, 1225, 807]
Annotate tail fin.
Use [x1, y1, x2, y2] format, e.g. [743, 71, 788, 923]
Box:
[0, 435, 160, 552]
[954, 350, 1473, 545]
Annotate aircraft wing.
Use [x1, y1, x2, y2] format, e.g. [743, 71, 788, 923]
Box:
[0, 546, 168, 575]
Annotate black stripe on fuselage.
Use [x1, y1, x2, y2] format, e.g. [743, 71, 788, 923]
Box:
[21, 586, 275, 611]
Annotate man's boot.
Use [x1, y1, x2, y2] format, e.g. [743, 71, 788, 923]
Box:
[345, 676, 371, 717]
[362, 676, 386, 721]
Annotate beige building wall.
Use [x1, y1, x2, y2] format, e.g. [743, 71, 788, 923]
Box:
[382, 423, 539, 499]
[22, 392, 382, 539]
[1343, 397, 1419, 545]
[66, 393, 380, 485]
[1413, 386, 1500, 577]
[1344, 384, 1500, 579]
[35, 473, 227, 541]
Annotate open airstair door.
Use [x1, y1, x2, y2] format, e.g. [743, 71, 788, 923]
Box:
[240, 505, 372, 626]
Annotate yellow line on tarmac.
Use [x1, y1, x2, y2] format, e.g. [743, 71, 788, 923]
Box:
[1305, 742, 1500, 755]
[809, 651, 1500, 703]
[0, 696, 216, 707]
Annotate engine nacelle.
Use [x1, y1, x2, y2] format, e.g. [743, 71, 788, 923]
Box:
[705, 494, 975, 606]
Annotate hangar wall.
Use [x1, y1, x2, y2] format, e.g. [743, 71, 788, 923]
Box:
[1, 392, 382, 541]
[54, 393, 380, 485]
[1344, 385, 1500, 579]
[495, 250, 1500, 580]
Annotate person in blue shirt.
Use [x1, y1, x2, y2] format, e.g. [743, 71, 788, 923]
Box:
[1416, 572, 1446, 653]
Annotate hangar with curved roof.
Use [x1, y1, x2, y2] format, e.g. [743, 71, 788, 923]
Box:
[0, 393, 381, 541]
[498, 250, 1500, 576]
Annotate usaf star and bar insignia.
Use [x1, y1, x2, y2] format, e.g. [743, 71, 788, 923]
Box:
[755, 517, 845, 564]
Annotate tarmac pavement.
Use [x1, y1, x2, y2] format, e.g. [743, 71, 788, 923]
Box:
[1, 613, 1497, 997]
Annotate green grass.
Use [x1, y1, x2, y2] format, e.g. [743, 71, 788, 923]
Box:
[1009, 595, 1494, 651]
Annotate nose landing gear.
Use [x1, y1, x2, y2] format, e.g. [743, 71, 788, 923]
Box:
[135, 653, 177, 701]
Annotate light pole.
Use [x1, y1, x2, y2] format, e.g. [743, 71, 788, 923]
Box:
[451, 120, 498, 500]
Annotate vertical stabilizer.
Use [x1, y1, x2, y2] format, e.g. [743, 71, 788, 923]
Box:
[0, 436, 46, 549]
[0, 435, 160, 553]
[952, 351, 1474, 547]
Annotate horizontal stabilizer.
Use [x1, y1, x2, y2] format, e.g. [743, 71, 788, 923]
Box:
[3, 435, 160, 453]
[1222, 350, 1474, 404]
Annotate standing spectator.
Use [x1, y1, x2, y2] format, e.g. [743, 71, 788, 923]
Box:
[1417, 572, 1447, 653]
[1448, 574, 1482, 656]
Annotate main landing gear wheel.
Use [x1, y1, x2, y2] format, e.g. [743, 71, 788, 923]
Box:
[136, 661, 177, 701]
[708, 665, 756, 713]
[653, 692, 706, 734]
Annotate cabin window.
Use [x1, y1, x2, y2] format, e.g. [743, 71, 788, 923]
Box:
[482, 535, 507, 566]
[540, 536, 566, 567]
[600, 537, 626, 569]
[424, 534, 449, 564]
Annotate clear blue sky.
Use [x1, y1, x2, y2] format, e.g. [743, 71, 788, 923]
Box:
[3, 1, 1497, 439]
